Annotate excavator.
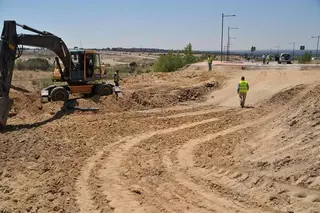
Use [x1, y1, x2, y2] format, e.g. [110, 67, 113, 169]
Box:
[0, 20, 115, 129]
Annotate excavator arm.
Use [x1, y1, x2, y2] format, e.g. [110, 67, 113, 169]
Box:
[17, 34, 71, 78]
[0, 20, 72, 129]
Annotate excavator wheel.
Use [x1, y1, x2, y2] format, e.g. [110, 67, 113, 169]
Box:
[50, 86, 69, 102]
[93, 84, 113, 96]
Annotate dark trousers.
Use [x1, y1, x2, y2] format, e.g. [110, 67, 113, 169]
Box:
[239, 92, 247, 107]
[114, 81, 119, 86]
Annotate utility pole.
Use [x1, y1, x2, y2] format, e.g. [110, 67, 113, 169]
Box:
[289, 42, 295, 58]
[220, 13, 236, 62]
[311, 35, 320, 58]
[227, 27, 238, 61]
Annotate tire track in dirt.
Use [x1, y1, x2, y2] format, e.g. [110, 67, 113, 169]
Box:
[162, 154, 257, 213]
[76, 118, 219, 212]
[166, 84, 319, 212]
[76, 137, 132, 213]
[183, 139, 320, 212]
[110, 108, 265, 212]
[157, 107, 230, 119]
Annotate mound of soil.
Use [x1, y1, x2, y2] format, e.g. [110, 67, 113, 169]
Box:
[285, 84, 320, 129]
[264, 84, 306, 106]
[95, 84, 217, 111]
[9, 89, 43, 118]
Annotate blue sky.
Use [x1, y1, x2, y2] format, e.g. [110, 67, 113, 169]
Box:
[1, 0, 320, 51]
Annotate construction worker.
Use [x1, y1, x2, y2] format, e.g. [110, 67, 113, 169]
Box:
[266, 54, 271, 64]
[113, 70, 120, 86]
[262, 54, 266, 64]
[207, 55, 213, 71]
[237, 76, 249, 108]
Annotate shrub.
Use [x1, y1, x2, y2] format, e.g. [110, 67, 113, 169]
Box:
[153, 51, 184, 72]
[298, 52, 312, 64]
[152, 42, 217, 72]
[129, 61, 138, 74]
[15, 58, 53, 71]
[15, 59, 25, 70]
[153, 43, 199, 72]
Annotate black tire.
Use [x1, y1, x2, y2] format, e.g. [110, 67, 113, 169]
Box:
[93, 84, 113, 96]
[50, 87, 69, 102]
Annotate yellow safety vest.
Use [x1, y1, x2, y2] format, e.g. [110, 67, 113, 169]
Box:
[208, 57, 213, 63]
[239, 80, 248, 93]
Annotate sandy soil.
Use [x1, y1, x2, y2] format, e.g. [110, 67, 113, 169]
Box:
[1, 63, 320, 213]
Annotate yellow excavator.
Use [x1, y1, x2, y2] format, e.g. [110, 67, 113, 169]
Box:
[0, 20, 116, 129]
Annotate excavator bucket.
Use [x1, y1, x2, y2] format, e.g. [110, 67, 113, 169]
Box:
[0, 97, 13, 129]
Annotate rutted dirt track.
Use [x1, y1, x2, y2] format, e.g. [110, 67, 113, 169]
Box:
[1, 64, 320, 213]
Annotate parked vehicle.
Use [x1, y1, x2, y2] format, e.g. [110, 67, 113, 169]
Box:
[278, 53, 292, 64]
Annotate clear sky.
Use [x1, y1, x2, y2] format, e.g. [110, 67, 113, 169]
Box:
[1, 0, 320, 51]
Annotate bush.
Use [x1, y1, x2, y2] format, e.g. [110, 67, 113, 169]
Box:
[153, 51, 184, 72]
[15, 58, 53, 71]
[153, 43, 198, 72]
[129, 61, 138, 74]
[298, 52, 312, 64]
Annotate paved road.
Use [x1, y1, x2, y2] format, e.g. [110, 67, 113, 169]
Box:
[195, 61, 320, 69]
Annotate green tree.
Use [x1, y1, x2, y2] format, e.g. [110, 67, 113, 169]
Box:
[183, 42, 196, 64]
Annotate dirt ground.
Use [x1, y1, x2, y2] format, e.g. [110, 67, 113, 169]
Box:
[1, 62, 320, 213]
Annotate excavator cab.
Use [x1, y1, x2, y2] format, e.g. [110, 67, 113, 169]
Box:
[53, 50, 106, 82]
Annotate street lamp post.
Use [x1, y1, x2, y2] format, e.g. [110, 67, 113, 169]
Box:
[289, 42, 295, 58]
[227, 27, 238, 61]
[220, 13, 236, 62]
[311, 35, 320, 58]
[227, 37, 237, 61]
